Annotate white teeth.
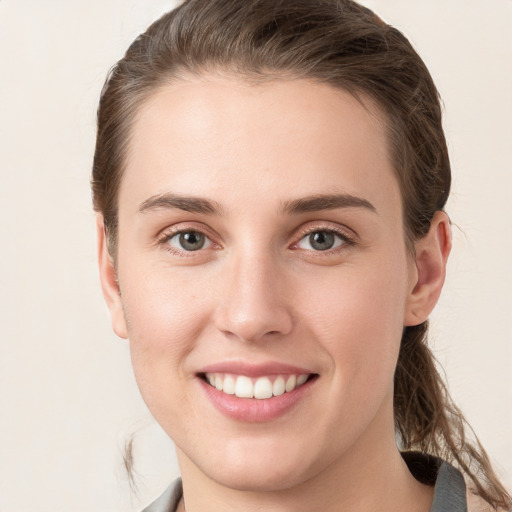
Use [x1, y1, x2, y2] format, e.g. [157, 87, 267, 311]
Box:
[254, 377, 273, 399]
[297, 374, 308, 386]
[223, 375, 235, 395]
[285, 374, 297, 392]
[272, 376, 285, 396]
[235, 376, 253, 398]
[205, 372, 311, 399]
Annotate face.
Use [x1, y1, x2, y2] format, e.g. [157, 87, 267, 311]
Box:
[100, 76, 431, 492]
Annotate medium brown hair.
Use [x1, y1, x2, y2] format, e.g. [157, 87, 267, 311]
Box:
[92, 0, 510, 508]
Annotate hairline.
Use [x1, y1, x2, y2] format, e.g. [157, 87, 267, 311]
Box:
[105, 68, 413, 259]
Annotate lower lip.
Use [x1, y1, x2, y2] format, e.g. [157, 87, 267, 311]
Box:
[198, 377, 316, 423]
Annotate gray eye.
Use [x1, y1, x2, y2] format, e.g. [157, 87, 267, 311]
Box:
[168, 231, 210, 251]
[296, 230, 344, 251]
[309, 231, 335, 251]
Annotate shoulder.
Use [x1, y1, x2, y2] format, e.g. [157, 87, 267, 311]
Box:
[402, 451, 500, 512]
[141, 478, 183, 512]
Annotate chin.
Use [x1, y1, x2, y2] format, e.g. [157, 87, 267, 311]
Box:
[185, 434, 332, 493]
[208, 460, 312, 493]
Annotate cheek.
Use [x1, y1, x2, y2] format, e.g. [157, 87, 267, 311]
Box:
[119, 265, 213, 415]
[121, 258, 212, 342]
[299, 261, 409, 394]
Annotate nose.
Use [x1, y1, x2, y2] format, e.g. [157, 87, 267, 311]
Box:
[214, 251, 293, 343]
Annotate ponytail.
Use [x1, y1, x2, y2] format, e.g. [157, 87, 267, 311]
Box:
[395, 322, 511, 509]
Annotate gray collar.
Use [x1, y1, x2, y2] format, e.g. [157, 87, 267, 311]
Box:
[402, 451, 467, 512]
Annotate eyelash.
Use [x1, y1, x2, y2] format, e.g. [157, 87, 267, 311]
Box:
[157, 224, 218, 257]
[291, 225, 355, 253]
[157, 224, 356, 256]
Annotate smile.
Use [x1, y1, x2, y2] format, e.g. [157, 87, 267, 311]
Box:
[204, 373, 311, 399]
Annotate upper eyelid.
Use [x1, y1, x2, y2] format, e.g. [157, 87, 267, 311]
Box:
[155, 220, 357, 249]
[157, 225, 219, 256]
[292, 221, 357, 240]
[157, 222, 218, 241]
[292, 229, 353, 250]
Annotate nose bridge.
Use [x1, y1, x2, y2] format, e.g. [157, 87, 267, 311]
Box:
[215, 243, 292, 342]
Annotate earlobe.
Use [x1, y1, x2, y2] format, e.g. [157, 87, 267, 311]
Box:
[96, 215, 128, 339]
[404, 211, 452, 326]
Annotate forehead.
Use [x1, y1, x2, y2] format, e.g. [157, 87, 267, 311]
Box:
[120, 76, 399, 217]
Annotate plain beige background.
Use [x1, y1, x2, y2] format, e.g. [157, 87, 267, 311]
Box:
[0, 1, 510, 511]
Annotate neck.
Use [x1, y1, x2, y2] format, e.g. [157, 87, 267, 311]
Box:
[176, 397, 434, 512]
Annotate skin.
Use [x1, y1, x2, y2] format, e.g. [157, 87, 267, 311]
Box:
[98, 76, 451, 512]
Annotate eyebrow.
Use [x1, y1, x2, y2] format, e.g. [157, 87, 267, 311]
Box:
[138, 192, 376, 216]
[138, 193, 224, 215]
[282, 194, 377, 215]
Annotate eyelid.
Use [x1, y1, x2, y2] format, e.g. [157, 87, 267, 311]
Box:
[167, 231, 213, 251]
[154, 220, 356, 255]
[290, 221, 357, 251]
[156, 222, 221, 255]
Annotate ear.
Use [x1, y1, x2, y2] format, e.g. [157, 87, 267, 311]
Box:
[404, 211, 452, 326]
[96, 215, 128, 339]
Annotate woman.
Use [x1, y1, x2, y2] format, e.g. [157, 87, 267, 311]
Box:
[91, 0, 511, 511]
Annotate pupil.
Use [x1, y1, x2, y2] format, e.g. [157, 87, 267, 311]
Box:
[180, 232, 205, 251]
[310, 231, 334, 251]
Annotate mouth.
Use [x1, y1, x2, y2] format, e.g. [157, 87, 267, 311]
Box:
[197, 362, 318, 422]
[200, 372, 316, 399]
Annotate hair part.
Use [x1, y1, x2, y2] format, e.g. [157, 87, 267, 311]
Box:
[92, 0, 510, 508]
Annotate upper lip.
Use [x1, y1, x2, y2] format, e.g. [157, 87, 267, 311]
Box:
[198, 361, 315, 377]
